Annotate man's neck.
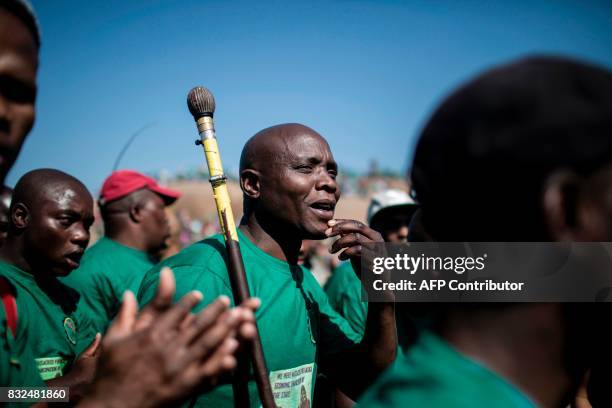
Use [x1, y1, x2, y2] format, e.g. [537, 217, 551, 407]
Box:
[106, 229, 148, 254]
[442, 304, 571, 407]
[0, 237, 35, 274]
[240, 212, 302, 264]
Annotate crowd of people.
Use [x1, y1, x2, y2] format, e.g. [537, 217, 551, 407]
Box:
[2, 1, 612, 407]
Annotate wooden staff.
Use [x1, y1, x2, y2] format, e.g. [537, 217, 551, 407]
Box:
[187, 86, 275, 408]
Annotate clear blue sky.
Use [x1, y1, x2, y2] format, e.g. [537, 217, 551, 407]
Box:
[11, 0, 612, 193]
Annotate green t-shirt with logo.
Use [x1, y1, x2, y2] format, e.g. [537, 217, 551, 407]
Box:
[0, 290, 45, 388]
[62, 237, 154, 334]
[325, 262, 367, 337]
[0, 262, 96, 381]
[358, 331, 537, 408]
[138, 229, 360, 408]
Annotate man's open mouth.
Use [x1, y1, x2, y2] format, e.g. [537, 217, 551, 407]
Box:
[65, 251, 84, 268]
[309, 200, 336, 220]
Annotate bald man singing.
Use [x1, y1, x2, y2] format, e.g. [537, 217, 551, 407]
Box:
[138, 123, 396, 407]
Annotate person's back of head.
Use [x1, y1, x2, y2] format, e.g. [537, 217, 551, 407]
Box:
[410, 56, 612, 407]
[411, 56, 612, 242]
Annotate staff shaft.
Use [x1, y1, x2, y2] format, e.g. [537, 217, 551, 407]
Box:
[196, 116, 276, 408]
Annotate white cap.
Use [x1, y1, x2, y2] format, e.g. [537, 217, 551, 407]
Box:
[367, 189, 418, 224]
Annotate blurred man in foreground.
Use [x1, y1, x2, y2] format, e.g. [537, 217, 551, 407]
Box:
[359, 56, 612, 407]
[64, 170, 181, 334]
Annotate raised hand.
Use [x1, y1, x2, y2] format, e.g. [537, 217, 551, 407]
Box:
[326, 219, 384, 277]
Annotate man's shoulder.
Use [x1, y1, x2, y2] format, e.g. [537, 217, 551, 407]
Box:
[61, 248, 109, 289]
[0, 262, 21, 281]
[161, 234, 228, 269]
[81, 236, 116, 258]
[325, 262, 358, 296]
[299, 264, 329, 295]
[358, 351, 450, 406]
[78, 238, 139, 268]
[358, 376, 472, 407]
[67, 239, 122, 278]
[358, 360, 531, 408]
[334, 262, 357, 282]
[138, 234, 231, 303]
[0, 268, 82, 330]
[0, 264, 35, 298]
[0, 263, 77, 302]
[359, 333, 536, 408]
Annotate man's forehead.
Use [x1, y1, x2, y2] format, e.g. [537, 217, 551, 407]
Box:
[0, 9, 38, 62]
[242, 124, 334, 170]
[282, 133, 334, 160]
[41, 183, 93, 210]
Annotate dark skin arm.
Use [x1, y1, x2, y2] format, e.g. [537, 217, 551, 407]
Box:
[321, 219, 397, 400]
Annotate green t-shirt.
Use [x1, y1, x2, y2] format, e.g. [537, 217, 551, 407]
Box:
[62, 237, 154, 334]
[325, 262, 434, 354]
[0, 262, 96, 381]
[325, 262, 367, 337]
[358, 331, 537, 408]
[0, 283, 45, 388]
[138, 230, 360, 408]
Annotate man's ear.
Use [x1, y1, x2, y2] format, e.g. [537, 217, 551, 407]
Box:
[129, 202, 144, 224]
[12, 203, 30, 229]
[240, 169, 261, 199]
[543, 170, 583, 241]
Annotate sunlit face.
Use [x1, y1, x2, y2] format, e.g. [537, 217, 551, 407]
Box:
[0, 9, 38, 183]
[23, 184, 94, 277]
[260, 132, 340, 239]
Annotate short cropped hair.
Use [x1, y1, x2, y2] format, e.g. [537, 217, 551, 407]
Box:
[411, 56, 612, 241]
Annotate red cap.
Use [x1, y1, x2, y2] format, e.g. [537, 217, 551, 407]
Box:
[99, 170, 181, 206]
